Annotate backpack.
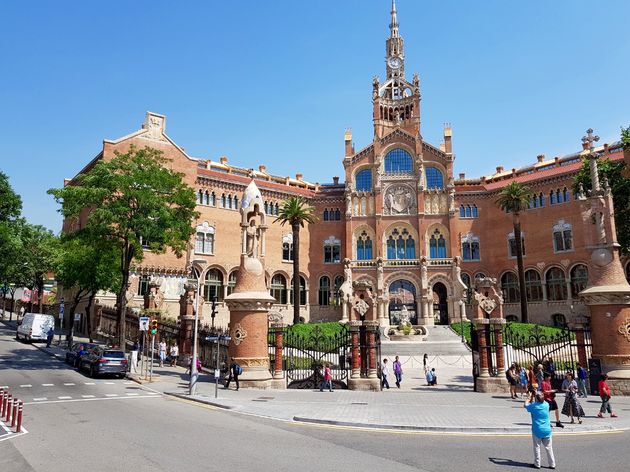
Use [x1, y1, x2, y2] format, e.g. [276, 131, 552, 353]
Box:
[235, 364, 243, 375]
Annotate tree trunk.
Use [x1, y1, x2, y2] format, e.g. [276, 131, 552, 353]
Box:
[292, 222, 301, 325]
[37, 276, 44, 314]
[118, 245, 135, 352]
[10, 290, 16, 321]
[85, 292, 95, 343]
[66, 290, 84, 348]
[513, 214, 528, 324]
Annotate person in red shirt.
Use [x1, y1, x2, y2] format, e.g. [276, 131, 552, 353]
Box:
[541, 373, 564, 428]
[597, 373, 618, 418]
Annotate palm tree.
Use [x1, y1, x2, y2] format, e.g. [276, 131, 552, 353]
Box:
[275, 197, 316, 325]
[496, 181, 532, 323]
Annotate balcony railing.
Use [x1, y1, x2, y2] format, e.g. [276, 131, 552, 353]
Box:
[349, 258, 453, 268]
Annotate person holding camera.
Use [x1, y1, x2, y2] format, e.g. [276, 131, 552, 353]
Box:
[525, 391, 556, 469]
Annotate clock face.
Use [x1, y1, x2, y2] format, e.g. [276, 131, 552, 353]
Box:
[388, 57, 402, 69]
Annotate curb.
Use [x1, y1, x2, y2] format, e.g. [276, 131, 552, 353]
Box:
[164, 391, 234, 410]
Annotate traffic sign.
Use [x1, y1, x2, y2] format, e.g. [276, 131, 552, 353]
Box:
[139, 316, 150, 331]
[205, 336, 231, 342]
[74, 313, 81, 322]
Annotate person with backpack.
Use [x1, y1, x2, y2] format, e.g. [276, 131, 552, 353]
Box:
[225, 357, 241, 390]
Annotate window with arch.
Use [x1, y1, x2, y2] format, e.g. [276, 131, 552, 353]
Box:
[529, 192, 545, 209]
[319, 276, 330, 306]
[501, 272, 520, 303]
[384, 148, 414, 174]
[221, 194, 227, 208]
[197, 190, 203, 204]
[429, 228, 447, 259]
[553, 220, 573, 252]
[204, 269, 224, 302]
[227, 271, 237, 296]
[386, 227, 416, 260]
[356, 230, 373, 260]
[290, 276, 307, 306]
[270, 274, 288, 304]
[323, 236, 341, 263]
[525, 269, 543, 302]
[508, 232, 526, 258]
[505, 315, 519, 322]
[333, 275, 344, 305]
[425, 167, 444, 189]
[461, 233, 480, 261]
[323, 209, 329, 221]
[195, 222, 215, 255]
[461, 273, 472, 304]
[552, 313, 567, 328]
[355, 169, 372, 192]
[546, 267, 567, 301]
[282, 234, 294, 262]
[459, 204, 478, 218]
[137, 275, 150, 296]
[210, 192, 216, 206]
[570, 264, 588, 297]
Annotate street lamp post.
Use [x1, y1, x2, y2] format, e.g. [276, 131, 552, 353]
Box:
[188, 259, 206, 396]
[458, 299, 465, 343]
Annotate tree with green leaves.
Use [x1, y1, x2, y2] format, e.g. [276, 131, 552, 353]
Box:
[48, 146, 198, 350]
[274, 196, 316, 325]
[496, 181, 532, 323]
[573, 126, 630, 256]
[55, 232, 121, 344]
[0, 171, 23, 317]
[21, 223, 58, 314]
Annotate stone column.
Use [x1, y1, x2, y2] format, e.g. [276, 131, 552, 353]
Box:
[179, 283, 196, 356]
[272, 323, 284, 380]
[474, 320, 489, 377]
[349, 322, 361, 379]
[492, 319, 506, 373]
[365, 321, 379, 379]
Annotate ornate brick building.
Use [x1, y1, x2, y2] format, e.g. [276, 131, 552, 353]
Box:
[68, 1, 628, 331]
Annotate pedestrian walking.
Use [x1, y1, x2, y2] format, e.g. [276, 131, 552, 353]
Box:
[527, 364, 538, 393]
[547, 357, 556, 378]
[561, 371, 584, 424]
[130, 339, 139, 373]
[169, 343, 179, 367]
[158, 340, 167, 367]
[525, 391, 556, 470]
[519, 364, 528, 397]
[423, 353, 428, 372]
[393, 355, 403, 388]
[381, 358, 390, 389]
[46, 326, 54, 348]
[540, 373, 564, 428]
[576, 362, 588, 398]
[225, 357, 241, 390]
[320, 363, 333, 392]
[506, 363, 519, 399]
[19, 306, 25, 318]
[535, 364, 545, 391]
[597, 373, 617, 418]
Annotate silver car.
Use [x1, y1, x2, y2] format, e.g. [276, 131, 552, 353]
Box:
[79, 347, 129, 378]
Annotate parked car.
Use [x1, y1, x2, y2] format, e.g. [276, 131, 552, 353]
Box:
[16, 313, 55, 342]
[65, 342, 98, 367]
[78, 347, 128, 378]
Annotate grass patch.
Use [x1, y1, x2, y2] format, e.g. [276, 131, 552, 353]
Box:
[450, 321, 570, 347]
[268, 322, 346, 351]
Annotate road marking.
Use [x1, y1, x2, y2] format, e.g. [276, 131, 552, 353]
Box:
[81, 395, 95, 398]
[42, 384, 54, 387]
[105, 394, 118, 397]
[19, 384, 32, 388]
[63, 383, 75, 386]
[104, 382, 115, 385]
[147, 392, 160, 395]
[23, 395, 160, 405]
[33, 397, 47, 401]
[123, 381, 134, 385]
[84, 382, 95, 385]
[58, 396, 72, 400]
[126, 393, 140, 396]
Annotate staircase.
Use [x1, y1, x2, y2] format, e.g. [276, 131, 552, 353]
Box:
[381, 325, 470, 357]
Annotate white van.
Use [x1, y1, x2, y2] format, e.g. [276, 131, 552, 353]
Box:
[16, 313, 55, 342]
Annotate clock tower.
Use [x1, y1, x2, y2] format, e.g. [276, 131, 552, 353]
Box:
[373, 0, 421, 139]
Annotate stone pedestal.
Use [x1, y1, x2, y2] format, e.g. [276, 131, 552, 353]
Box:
[178, 283, 197, 356]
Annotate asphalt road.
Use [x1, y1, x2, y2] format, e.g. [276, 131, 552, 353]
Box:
[1, 323, 629, 472]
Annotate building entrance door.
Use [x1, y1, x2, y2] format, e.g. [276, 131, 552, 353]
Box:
[432, 282, 449, 325]
[388, 279, 417, 325]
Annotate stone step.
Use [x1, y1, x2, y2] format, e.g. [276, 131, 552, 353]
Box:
[381, 325, 470, 357]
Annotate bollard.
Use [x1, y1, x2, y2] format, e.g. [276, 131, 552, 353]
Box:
[0, 390, 5, 417]
[16, 400, 23, 433]
[11, 399, 18, 428]
[5, 394, 12, 422]
[1, 391, 8, 419]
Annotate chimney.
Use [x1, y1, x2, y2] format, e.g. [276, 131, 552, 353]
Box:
[259, 165, 267, 173]
[333, 176, 340, 185]
[63, 178, 71, 186]
[219, 156, 228, 165]
[537, 154, 545, 163]
[554, 157, 560, 166]
[496, 166, 504, 174]
[443, 123, 453, 154]
[458, 172, 465, 180]
[295, 173, 303, 181]
[344, 129, 354, 157]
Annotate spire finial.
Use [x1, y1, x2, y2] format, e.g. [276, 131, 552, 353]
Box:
[390, 0, 399, 38]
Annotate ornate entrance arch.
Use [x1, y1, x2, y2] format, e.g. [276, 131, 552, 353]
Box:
[432, 282, 449, 325]
[388, 279, 417, 325]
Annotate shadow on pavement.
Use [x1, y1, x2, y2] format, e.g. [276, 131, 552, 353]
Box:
[488, 458, 533, 468]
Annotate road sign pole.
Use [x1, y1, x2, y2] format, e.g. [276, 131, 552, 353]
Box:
[215, 336, 220, 399]
[150, 333, 155, 382]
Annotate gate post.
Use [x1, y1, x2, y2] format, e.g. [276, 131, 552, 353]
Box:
[349, 321, 361, 379]
[348, 321, 380, 391]
[272, 323, 285, 381]
[365, 321, 379, 379]
[492, 319, 506, 373]
[474, 320, 490, 377]
[570, 321, 589, 368]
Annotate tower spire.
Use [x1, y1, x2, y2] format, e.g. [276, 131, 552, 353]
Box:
[390, 0, 399, 38]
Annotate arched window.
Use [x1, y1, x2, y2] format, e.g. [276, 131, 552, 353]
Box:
[546, 267, 567, 301]
[334, 209, 341, 220]
[538, 193, 545, 207]
[270, 274, 288, 304]
[501, 272, 520, 303]
[264, 202, 269, 214]
[195, 222, 215, 255]
[227, 271, 237, 296]
[282, 234, 293, 262]
[549, 190, 556, 205]
[553, 220, 573, 252]
[461, 273, 472, 304]
[563, 187, 570, 202]
[333, 275, 344, 305]
[356, 230, 373, 260]
[204, 191, 210, 205]
[525, 269, 543, 302]
[471, 205, 478, 217]
[137, 275, 150, 296]
[461, 233, 480, 261]
[570, 264, 588, 297]
[459, 205, 465, 218]
[552, 313, 567, 328]
[210, 192, 216, 206]
[323, 236, 341, 263]
[227, 195, 233, 209]
[425, 167, 444, 189]
[234, 195, 239, 208]
[355, 169, 372, 192]
[429, 228, 447, 259]
[221, 194, 227, 208]
[290, 276, 307, 306]
[508, 232, 526, 258]
[197, 190, 203, 204]
[386, 227, 416, 260]
[274, 203, 279, 215]
[323, 209, 329, 221]
[319, 276, 330, 306]
[204, 269, 224, 302]
[384, 148, 413, 174]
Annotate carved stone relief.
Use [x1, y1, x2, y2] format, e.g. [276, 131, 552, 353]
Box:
[383, 184, 416, 216]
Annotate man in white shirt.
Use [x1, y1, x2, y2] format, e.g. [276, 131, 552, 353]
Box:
[381, 358, 390, 390]
[159, 340, 167, 367]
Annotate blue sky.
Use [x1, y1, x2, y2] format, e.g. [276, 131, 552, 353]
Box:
[1, 0, 629, 232]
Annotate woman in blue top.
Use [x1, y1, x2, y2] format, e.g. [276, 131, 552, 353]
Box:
[525, 391, 556, 469]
